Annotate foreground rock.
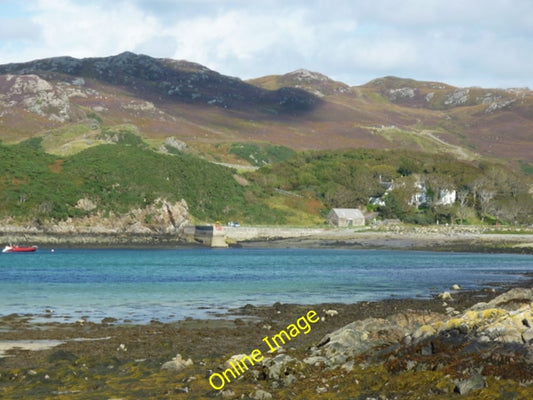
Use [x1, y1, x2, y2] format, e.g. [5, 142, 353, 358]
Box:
[161, 353, 194, 371]
[302, 288, 533, 396]
[306, 311, 444, 367]
[201, 288, 533, 397]
[413, 288, 533, 344]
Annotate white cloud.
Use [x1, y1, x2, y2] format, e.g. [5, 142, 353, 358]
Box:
[165, 6, 321, 75]
[0, 0, 532, 88]
[28, 0, 160, 58]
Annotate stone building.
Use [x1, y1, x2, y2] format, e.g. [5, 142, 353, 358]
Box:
[327, 208, 365, 227]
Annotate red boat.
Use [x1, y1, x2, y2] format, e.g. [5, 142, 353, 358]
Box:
[2, 245, 38, 253]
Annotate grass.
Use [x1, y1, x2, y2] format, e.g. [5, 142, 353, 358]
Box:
[264, 196, 325, 226]
[519, 160, 533, 175]
[40, 123, 101, 155]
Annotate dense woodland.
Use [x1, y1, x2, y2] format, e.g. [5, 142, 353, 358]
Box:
[0, 139, 532, 226]
[249, 148, 533, 225]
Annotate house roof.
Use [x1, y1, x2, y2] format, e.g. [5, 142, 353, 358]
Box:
[330, 208, 364, 218]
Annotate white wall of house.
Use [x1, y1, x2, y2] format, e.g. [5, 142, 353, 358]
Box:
[437, 189, 456, 205]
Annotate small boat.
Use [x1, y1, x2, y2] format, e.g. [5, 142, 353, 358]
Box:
[2, 245, 38, 253]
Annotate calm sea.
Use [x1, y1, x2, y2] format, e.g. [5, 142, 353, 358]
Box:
[1, 248, 531, 323]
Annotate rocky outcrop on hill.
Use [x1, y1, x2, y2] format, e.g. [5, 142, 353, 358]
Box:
[366, 76, 527, 115]
[278, 69, 352, 97]
[0, 198, 191, 246]
[41, 197, 190, 235]
[0, 74, 82, 122]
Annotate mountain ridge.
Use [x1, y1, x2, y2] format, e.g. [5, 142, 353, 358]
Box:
[0, 51, 320, 114]
[1, 52, 532, 164]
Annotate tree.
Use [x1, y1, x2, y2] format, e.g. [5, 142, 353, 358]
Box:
[455, 189, 470, 224]
[380, 177, 417, 219]
[495, 193, 533, 225]
[478, 189, 495, 222]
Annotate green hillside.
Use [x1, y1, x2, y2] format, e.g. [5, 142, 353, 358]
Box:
[1, 138, 531, 227]
[0, 140, 294, 224]
[1, 53, 532, 230]
[247, 149, 533, 225]
[0, 140, 78, 220]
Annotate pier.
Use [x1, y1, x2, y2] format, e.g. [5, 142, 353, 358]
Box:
[183, 225, 228, 248]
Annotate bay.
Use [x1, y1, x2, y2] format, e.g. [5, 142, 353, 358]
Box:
[0, 248, 531, 323]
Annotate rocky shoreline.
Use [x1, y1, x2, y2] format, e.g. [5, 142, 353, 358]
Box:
[1, 225, 533, 253]
[0, 231, 196, 248]
[1, 277, 532, 399]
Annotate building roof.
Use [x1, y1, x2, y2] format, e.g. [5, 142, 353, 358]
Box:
[330, 208, 364, 218]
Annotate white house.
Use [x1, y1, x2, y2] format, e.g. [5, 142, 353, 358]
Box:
[369, 177, 457, 209]
[327, 208, 365, 227]
[437, 189, 456, 205]
[410, 181, 427, 207]
[410, 180, 456, 207]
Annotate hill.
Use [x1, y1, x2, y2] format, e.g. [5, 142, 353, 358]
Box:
[0, 52, 532, 166]
[0, 53, 532, 229]
[0, 138, 530, 228]
[0, 139, 312, 227]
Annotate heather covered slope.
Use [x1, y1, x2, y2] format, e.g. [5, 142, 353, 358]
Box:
[0, 53, 532, 227]
[0, 52, 320, 115]
[0, 52, 532, 164]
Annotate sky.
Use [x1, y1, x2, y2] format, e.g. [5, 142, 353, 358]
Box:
[0, 0, 532, 89]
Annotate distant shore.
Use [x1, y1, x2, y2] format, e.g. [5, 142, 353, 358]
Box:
[235, 226, 533, 254]
[2, 225, 532, 253]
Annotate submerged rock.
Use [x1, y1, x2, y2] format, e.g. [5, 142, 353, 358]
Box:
[47, 350, 78, 363]
[438, 291, 453, 301]
[451, 284, 462, 291]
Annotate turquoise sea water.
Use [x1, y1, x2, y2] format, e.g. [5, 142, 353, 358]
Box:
[0, 248, 531, 323]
